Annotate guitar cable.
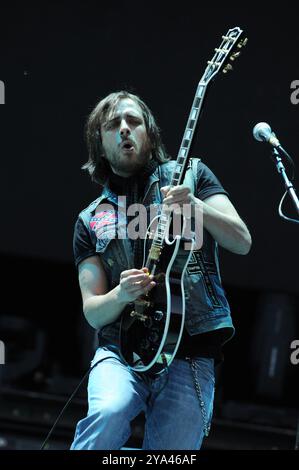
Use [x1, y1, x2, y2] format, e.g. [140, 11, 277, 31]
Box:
[40, 355, 122, 450]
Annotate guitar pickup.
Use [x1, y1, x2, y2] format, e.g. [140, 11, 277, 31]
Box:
[135, 299, 151, 308]
[130, 311, 149, 322]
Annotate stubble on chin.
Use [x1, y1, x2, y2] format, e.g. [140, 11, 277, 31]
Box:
[109, 143, 152, 176]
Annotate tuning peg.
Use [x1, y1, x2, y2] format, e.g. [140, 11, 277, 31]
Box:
[237, 38, 248, 49]
[223, 64, 233, 74]
[230, 51, 241, 61]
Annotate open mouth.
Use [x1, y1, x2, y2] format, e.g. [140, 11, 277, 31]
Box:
[121, 142, 135, 152]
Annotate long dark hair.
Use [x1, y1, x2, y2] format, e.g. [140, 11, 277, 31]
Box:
[83, 91, 170, 185]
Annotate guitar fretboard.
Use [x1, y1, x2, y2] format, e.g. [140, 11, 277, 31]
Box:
[171, 82, 206, 188]
[148, 83, 207, 254]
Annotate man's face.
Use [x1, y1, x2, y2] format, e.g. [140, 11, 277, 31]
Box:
[100, 98, 152, 177]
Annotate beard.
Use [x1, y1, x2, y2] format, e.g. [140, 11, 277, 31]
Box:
[103, 139, 153, 177]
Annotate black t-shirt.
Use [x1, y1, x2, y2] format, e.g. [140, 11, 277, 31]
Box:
[73, 159, 230, 361]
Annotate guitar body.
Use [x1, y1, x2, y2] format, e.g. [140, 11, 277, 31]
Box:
[119, 234, 193, 375]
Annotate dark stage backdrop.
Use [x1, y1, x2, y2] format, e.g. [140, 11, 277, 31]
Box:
[0, 1, 298, 294]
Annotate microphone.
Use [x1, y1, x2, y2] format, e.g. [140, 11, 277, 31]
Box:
[252, 122, 280, 147]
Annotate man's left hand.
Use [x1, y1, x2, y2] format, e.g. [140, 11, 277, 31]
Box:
[161, 185, 201, 215]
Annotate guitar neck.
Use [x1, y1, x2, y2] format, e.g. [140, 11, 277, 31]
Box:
[170, 81, 207, 188]
[145, 81, 208, 262]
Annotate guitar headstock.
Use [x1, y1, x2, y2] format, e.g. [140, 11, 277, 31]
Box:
[203, 27, 247, 84]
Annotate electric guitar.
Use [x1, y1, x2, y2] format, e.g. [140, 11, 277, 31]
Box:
[119, 27, 247, 375]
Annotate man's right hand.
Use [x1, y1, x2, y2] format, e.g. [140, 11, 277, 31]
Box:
[118, 267, 156, 303]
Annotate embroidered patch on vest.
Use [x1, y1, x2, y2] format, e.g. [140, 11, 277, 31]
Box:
[90, 211, 117, 240]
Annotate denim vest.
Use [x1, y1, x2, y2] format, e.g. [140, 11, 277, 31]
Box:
[78, 159, 235, 345]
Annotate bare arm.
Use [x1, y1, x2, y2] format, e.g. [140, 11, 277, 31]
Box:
[199, 194, 252, 255]
[78, 256, 156, 330]
[161, 187, 252, 255]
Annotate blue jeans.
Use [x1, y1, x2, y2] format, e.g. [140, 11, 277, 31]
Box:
[70, 347, 215, 450]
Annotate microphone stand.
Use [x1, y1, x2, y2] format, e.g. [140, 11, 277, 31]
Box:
[271, 147, 299, 450]
[271, 148, 299, 215]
